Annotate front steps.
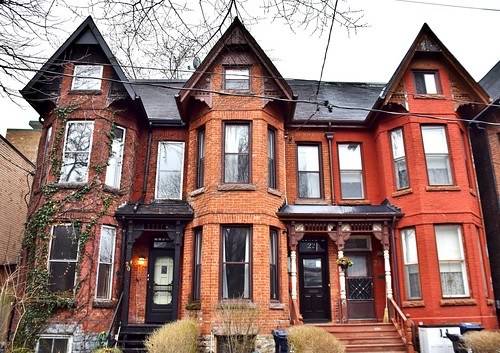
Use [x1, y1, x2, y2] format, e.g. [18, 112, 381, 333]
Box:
[117, 324, 159, 353]
[317, 322, 407, 353]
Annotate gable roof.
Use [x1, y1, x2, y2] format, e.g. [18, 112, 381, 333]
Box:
[21, 16, 146, 119]
[371, 23, 489, 116]
[480, 60, 500, 99]
[176, 17, 297, 122]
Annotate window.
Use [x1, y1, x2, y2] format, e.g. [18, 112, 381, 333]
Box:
[390, 128, 409, 190]
[270, 228, 279, 300]
[60, 121, 94, 183]
[193, 229, 202, 301]
[155, 141, 185, 199]
[37, 336, 71, 353]
[222, 226, 251, 299]
[224, 67, 250, 90]
[435, 225, 469, 297]
[413, 71, 441, 95]
[95, 226, 116, 300]
[338, 143, 364, 199]
[223, 123, 250, 184]
[48, 225, 80, 293]
[72, 65, 103, 91]
[401, 228, 421, 299]
[105, 126, 125, 188]
[268, 128, 277, 189]
[297, 144, 321, 198]
[196, 128, 205, 189]
[421, 126, 452, 185]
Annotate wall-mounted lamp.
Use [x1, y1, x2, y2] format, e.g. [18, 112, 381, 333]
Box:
[137, 256, 146, 266]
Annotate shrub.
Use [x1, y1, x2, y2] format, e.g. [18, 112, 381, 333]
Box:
[462, 330, 500, 353]
[144, 318, 200, 353]
[287, 325, 345, 353]
[93, 348, 123, 353]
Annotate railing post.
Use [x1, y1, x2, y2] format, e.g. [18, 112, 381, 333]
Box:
[405, 314, 415, 353]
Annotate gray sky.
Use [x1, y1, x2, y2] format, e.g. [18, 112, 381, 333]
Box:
[1, 0, 499, 135]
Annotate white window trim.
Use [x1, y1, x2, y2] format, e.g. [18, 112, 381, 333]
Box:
[155, 141, 185, 200]
[71, 65, 103, 91]
[338, 143, 365, 199]
[95, 225, 116, 301]
[60, 121, 94, 183]
[421, 126, 453, 186]
[105, 126, 126, 188]
[401, 228, 422, 299]
[36, 334, 72, 353]
[48, 225, 80, 293]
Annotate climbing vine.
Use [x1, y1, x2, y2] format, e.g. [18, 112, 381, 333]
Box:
[12, 104, 120, 350]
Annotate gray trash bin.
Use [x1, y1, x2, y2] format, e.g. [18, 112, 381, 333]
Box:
[272, 330, 287, 353]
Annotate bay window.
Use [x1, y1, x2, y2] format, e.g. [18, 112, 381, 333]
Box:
[401, 228, 421, 299]
[95, 226, 116, 300]
[421, 126, 452, 185]
[105, 126, 125, 188]
[222, 226, 251, 299]
[268, 128, 277, 189]
[60, 121, 94, 183]
[390, 128, 409, 190]
[48, 225, 80, 293]
[196, 128, 205, 189]
[223, 123, 250, 184]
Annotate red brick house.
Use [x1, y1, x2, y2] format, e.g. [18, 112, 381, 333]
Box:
[17, 16, 497, 353]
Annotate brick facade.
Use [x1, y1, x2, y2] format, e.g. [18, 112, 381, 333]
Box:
[15, 16, 498, 353]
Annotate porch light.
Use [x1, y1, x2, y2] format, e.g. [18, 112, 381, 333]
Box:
[137, 256, 146, 266]
[372, 223, 382, 231]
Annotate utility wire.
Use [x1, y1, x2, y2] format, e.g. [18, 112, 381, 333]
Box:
[316, 0, 339, 96]
[0, 153, 35, 175]
[394, 0, 500, 11]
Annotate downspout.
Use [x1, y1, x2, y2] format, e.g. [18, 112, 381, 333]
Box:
[390, 215, 401, 306]
[325, 129, 335, 204]
[134, 122, 153, 211]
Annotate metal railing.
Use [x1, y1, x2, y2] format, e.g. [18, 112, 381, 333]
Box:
[387, 297, 415, 353]
[106, 292, 124, 346]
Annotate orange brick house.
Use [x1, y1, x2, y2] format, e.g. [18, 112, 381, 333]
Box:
[17, 16, 497, 353]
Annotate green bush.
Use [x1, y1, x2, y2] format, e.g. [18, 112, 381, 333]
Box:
[144, 318, 200, 353]
[463, 330, 500, 353]
[287, 325, 345, 353]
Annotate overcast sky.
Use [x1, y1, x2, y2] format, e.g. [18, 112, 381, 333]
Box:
[1, 0, 499, 135]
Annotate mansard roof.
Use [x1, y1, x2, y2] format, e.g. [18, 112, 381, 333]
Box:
[21, 16, 145, 119]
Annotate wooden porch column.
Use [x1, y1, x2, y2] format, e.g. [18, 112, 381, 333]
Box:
[329, 222, 351, 323]
[171, 221, 184, 321]
[374, 221, 393, 299]
[121, 221, 142, 326]
[288, 222, 304, 324]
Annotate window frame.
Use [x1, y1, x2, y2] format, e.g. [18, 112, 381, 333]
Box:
[105, 126, 126, 189]
[222, 121, 252, 184]
[155, 141, 185, 200]
[223, 66, 251, 91]
[390, 128, 410, 190]
[401, 228, 422, 300]
[192, 228, 202, 301]
[421, 125, 453, 186]
[270, 228, 279, 301]
[267, 127, 277, 189]
[71, 64, 103, 91]
[196, 127, 205, 189]
[413, 70, 442, 95]
[220, 225, 252, 300]
[338, 143, 365, 199]
[435, 224, 470, 298]
[296, 143, 323, 199]
[36, 335, 72, 353]
[95, 225, 116, 301]
[60, 120, 94, 183]
[48, 224, 80, 293]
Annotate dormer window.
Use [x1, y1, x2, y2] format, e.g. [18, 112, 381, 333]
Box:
[413, 70, 441, 95]
[224, 67, 250, 90]
[72, 65, 103, 91]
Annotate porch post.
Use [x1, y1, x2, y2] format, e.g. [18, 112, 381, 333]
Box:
[338, 249, 347, 322]
[171, 221, 184, 321]
[374, 221, 393, 299]
[290, 250, 298, 300]
[121, 221, 135, 326]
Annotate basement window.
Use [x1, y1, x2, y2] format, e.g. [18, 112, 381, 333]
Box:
[36, 335, 71, 353]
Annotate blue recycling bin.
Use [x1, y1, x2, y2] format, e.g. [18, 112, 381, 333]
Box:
[272, 330, 288, 353]
[458, 323, 484, 335]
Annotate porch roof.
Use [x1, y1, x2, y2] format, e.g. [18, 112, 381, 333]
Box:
[277, 203, 403, 220]
[115, 201, 194, 220]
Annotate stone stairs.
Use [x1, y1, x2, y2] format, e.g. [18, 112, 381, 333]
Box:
[317, 322, 407, 353]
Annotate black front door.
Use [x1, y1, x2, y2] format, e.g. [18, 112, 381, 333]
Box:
[145, 248, 175, 323]
[298, 238, 331, 322]
[346, 253, 376, 319]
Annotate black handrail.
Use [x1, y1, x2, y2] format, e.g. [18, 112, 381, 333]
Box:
[106, 292, 124, 346]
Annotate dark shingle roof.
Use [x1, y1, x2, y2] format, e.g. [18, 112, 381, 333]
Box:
[115, 201, 194, 220]
[131, 79, 384, 122]
[287, 80, 384, 122]
[276, 203, 402, 219]
[480, 60, 500, 99]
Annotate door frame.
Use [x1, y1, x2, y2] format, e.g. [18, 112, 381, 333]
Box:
[297, 237, 331, 323]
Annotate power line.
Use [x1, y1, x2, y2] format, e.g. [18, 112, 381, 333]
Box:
[394, 0, 500, 11]
[0, 153, 35, 175]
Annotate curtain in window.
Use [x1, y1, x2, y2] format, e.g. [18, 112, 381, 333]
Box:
[222, 227, 250, 299]
[224, 125, 249, 183]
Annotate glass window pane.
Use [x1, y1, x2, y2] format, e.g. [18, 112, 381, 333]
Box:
[422, 126, 448, 153]
[105, 127, 125, 188]
[225, 125, 249, 153]
[424, 74, 438, 94]
[73, 65, 103, 90]
[395, 158, 409, 189]
[436, 226, 462, 260]
[341, 171, 363, 199]
[96, 263, 112, 299]
[402, 228, 418, 264]
[303, 259, 323, 288]
[414, 73, 426, 94]
[426, 155, 452, 185]
[391, 129, 405, 159]
[440, 263, 466, 296]
[223, 264, 248, 298]
[224, 229, 248, 262]
[38, 338, 52, 353]
[405, 265, 421, 298]
[298, 172, 320, 198]
[99, 228, 114, 263]
[338, 144, 362, 170]
[49, 262, 77, 292]
[225, 69, 249, 90]
[224, 155, 249, 183]
[60, 122, 93, 183]
[156, 142, 184, 199]
[50, 226, 79, 260]
[298, 146, 319, 171]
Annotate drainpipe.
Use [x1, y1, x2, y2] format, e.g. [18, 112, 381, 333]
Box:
[390, 215, 401, 306]
[134, 122, 153, 211]
[325, 130, 335, 204]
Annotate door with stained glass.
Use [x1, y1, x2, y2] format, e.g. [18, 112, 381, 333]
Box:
[298, 238, 331, 322]
[146, 247, 175, 323]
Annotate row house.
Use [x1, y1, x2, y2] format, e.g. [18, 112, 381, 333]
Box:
[16, 16, 497, 353]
